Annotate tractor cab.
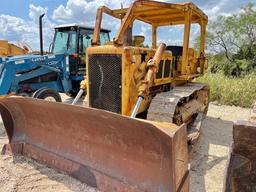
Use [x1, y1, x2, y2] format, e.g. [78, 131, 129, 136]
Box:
[52, 24, 111, 94]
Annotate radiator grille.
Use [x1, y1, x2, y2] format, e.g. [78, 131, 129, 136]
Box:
[88, 54, 122, 113]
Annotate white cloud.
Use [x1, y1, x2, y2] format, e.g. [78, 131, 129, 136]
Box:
[0, 4, 55, 51]
[203, 0, 231, 19]
[52, 0, 130, 26]
[146, 0, 252, 21]
[200, 0, 253, 20]
[52, 0, 133, 39]
[53, 0, 94, 24]
[29, 4, 49, 22]
[0, 0, 253, 50]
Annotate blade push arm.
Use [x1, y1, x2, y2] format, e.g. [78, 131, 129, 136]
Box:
[131, 43, 166, 118]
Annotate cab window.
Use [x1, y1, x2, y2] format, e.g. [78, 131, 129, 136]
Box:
[79, 29, 93, 54]
[52, 29, 77, 55]
[67, 31, 77, 54]
[100, 32, 110, 45]
[79, 29, 110, 54]
[52, 31, 69, 54]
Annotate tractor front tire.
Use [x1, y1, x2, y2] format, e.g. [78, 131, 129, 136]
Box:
[32, 88, 62, 102]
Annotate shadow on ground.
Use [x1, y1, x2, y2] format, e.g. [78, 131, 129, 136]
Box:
[61, 93, 85, 105]
[190, 116, 233, 192]
[10, 155, 98, 192]
[0, 121, 6, 137]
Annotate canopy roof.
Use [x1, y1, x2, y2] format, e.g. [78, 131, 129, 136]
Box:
[92, 0, 208, 48]
[108, 0, 208, 26]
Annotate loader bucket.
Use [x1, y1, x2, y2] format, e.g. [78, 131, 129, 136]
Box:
[0, 97, 189, 192]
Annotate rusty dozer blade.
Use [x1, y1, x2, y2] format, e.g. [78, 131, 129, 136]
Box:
[0, 97, 189, 192]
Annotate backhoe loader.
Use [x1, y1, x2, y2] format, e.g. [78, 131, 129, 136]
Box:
[0, 14, 111, 99]
[0, 1, 209, 191]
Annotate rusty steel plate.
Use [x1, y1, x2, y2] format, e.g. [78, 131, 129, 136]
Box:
[0, 97, 189, 192]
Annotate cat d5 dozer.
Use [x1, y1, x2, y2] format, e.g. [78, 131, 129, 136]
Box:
[0, 1, 208, 191]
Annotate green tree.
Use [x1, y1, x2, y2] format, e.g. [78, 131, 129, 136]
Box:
[201, 3, 256, 76]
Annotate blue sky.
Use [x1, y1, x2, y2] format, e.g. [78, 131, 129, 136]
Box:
[0, 0, 66, 19]
[0, 0, 255, 50]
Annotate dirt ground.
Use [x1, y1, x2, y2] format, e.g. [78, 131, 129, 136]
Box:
[0, 95, 251, 192]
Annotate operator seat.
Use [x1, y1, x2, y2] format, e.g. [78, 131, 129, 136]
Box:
[166, 45, 183, 70]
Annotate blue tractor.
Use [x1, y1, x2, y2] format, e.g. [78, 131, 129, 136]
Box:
[0, 16, 110, 102]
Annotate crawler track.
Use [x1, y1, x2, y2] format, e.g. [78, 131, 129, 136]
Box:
[147, 82, 209, 152]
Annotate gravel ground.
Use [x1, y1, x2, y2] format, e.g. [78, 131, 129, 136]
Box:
[190, 103, 250, 192]
[0, 95, 251, 192]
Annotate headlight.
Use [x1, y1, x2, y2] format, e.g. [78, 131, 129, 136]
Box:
[65, 55, 69, 72]
[0, 64, 4, 76]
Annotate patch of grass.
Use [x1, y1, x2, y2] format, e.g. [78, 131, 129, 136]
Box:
[196, 73, 256, 108]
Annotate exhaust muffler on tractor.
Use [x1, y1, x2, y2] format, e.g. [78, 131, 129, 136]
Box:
[0, 97, 189, 192]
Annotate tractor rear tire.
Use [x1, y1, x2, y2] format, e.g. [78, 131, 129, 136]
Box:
[32, 88, 62, 102]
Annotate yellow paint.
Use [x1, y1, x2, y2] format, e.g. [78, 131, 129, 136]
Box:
[0, 40, 28, 57]
[86, 0, 208, 116]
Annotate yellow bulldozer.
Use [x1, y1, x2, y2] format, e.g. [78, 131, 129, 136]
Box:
[0, 40, 29, 56]
[0, 1, 209, 191]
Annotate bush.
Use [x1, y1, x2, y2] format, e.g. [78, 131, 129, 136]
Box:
[196, 73, 256, 107]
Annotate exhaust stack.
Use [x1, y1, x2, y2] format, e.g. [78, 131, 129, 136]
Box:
[39, 14, 45, 55]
